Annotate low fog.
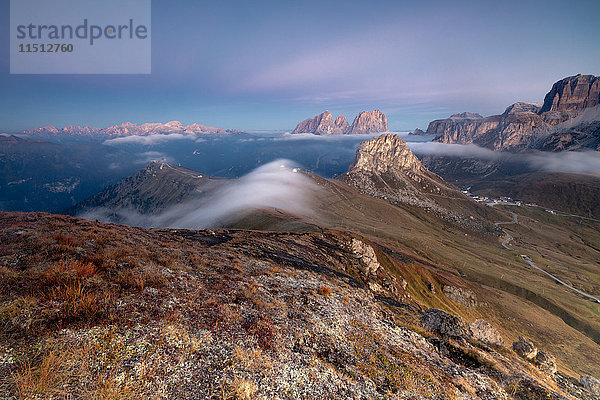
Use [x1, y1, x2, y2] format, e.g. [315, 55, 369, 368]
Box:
[79, 159, 318, 229]
[407, 142, 600, 176]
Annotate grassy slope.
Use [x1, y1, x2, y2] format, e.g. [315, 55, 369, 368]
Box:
[2, 212, 576, 399]
[288, 176, 600, 377]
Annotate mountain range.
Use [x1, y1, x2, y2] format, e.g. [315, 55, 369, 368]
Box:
[422, 74, 600, 151]
[21, 120, 233, 138]
[3, 132, 600, 398]
[2, 75, 600, 399]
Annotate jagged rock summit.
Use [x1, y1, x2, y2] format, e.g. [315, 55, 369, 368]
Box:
[348, 133, 424, 176]
[342, 134, 500, 231]
[348, 110, 389, 134]
[424, 74, 600, 151]
[540, 74, 600, 112]
[292, 110, 388, 135]
[343, 133, 460, 207]
[291, 111, 349, 135]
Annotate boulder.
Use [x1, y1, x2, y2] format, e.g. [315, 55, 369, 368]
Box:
[420, 308, 469, 338]
[468, 319, 504, 346]
[534, 351, 557, 374]
[443, 285, 478, 308]
[350, 238, 380, 276]
[512, 336, 538, 359]
[581, 375, 600, 397]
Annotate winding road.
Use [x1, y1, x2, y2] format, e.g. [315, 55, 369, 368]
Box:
[494, 211, 517, 249]
[494, 210, 600, 304]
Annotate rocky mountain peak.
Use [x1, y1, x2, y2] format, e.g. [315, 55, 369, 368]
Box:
[292, 111, 349, 135]
[343, 134, 497, 230]
[503, 102, 542, 115]
[292, 110, 389, 135]
[349, 133, 423, 176]
[334, 115, 350, 131]
[448, 112, 483, 120]
[348, 110, 389, 134]
[540, 74, 600, 113]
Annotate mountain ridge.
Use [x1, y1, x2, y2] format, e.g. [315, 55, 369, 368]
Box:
[424, 74, 600, 151]
[21, 120, 235, 138]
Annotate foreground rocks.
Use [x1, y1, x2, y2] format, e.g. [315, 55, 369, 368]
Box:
[0, 212, 594, 399]
[468, 319, 504, 346]
[512, 336, 538, 359]
[580, 375, 600, 397]
[443, 285, 478, 308]
[535, 351, 557, 374]
[420, 308, 470, 339]
[420, 309, 504, 347]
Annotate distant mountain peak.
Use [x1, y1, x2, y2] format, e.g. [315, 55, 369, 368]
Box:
[292, 110, 388, 135]
[449, 112, 483, 120]
[502, 102, 542, 115]
[348, 110, 389, 134]
[292, 111, 349, 135]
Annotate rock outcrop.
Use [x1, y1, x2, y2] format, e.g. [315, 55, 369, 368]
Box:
[292, 110, 388, 135]
[350, 238, 381, 276]
[292, 111, 349, 135]
[420, 308, 470, 339]
[581, 375, 600, 397]
[443, 285, 478, 308]
[427, 109, 546, 151]
[512, 336, 538, 359]
[468, 319, 504, 346]
[503, 102, 542, 115]
[540, 74, 600, 113]
[347, 110, 388, 134]
[426, 74, 600, 151]
[347, 134, 425, 177]
[535, 351, 557, 374]
[342, 134, 496, 232]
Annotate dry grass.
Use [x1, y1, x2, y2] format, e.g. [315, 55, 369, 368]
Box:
[49, 281, 111, 321]
[233, 345, 272, 371]
[226, 377, 258, 400]
[11, 350, 66, 399]
[115, 266, 167, 292]
[317, 286, 332, 297]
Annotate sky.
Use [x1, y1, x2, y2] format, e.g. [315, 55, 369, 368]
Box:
[1, 0, 599, 131]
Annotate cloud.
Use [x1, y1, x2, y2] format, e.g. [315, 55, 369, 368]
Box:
[136, 151, 173, 165]
[407, 142, 501, 160]
[80, 159, 318, 229]
[104, 133, 189, 146]
[408, 141, 600, 176]
[525, 150, 600, 175]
